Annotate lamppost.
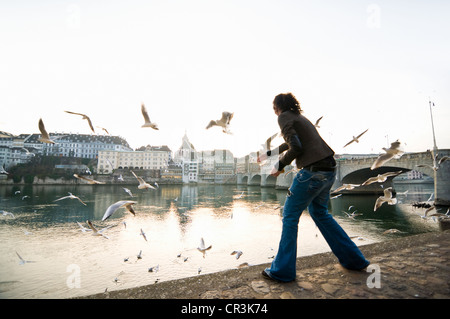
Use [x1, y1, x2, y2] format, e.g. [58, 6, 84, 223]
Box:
[429, 100, 438, 155]
[428, 99, 438, 202]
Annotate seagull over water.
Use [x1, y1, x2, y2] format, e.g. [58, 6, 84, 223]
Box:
[131, 170, 155, 189]
[1, 210, 15, 218]
[206, 111, 234, 134]
[77, 221, 92, 232]
[332, 183, 361, 193]
[197, 237, 212, 258]
[123, 187, 133, 197]
[343, 129, 368, 148]
[361, 170, 403, 186]
[102, 200, 137, 221]
[64, 111, 95, 133]
[86, 220, 110, 239]
[231, 250, 243, 259]
[38, 118, 56, 144]
[140, 228, 148, 242]
[141, 103, 159, 130]
[16, 251, 36, 265]
[73, 174, 105, 184]
[374, 187, 397, 211]
[371, 140, 404, 170]
[54, 192, 87, 206]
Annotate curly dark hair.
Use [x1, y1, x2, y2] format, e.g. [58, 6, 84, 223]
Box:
[273, 93, 302, 114]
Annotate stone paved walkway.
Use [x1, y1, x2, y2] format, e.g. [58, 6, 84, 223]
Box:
[80, 230, 450, 300]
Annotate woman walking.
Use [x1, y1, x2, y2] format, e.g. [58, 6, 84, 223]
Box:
[258, 92, 370, 282]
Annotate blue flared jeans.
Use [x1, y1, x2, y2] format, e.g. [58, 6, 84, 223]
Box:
[265, 169, 370, 282]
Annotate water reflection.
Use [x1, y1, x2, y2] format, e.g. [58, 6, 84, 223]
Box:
[0, 182, 441, 299]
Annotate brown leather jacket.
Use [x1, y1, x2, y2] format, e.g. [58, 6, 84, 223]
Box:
[275, 110, 334, 171]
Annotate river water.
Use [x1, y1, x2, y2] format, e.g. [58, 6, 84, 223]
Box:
[0, 181, 442, 299]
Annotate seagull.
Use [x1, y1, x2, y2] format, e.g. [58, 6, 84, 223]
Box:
[117, 174, 124, 182]
[64, 111, 95, 133]
[257, 132, 279, 162]
[1, 210, 15, 218]
[206, 111, 234, 133]
[73, 174, 105, 184]
[137, 250, 143, 260]
[140, 228, 148, 242]
[86, 220, 110, 239]
[0, 166, 9, 174]
[141, 103, 159, 129]
[123, 187, 133, 197]
[374, 187, 397, 211]
[21, 148, 35, 156]
[148, 264, 159, 273]
[96, 126, 110, 134]
[131, 170, 155, 189]
[314, 116, 323, 128]
[343, 210, 362, 220]
[361, 170, 403, 186]
[438, 156, 448, 165]
[54, 192, 87, 206]
[343, 129, 368, 148]
[102, 200, 137, 221]
[332, 183, 361, 193]
[16, 251, 36, 265]
[38, 118, 56, 144]
[231, 250, 243, 259]
[371, 140, 404, 170]
[197, 237, 212, 258]
[76, 221, 92, 232]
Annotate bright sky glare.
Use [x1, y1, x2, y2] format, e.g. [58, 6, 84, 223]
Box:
[1, 0, 449, 158]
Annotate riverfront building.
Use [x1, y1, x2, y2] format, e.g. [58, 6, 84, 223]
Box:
[0, 131, 132, 170]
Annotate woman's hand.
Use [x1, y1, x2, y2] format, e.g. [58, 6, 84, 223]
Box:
[270, 167, 282, 177]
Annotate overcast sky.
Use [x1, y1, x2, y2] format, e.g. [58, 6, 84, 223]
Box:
[1, 0, 449, 158]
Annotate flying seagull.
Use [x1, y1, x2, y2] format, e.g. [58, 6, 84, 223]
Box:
[73, 174, 105, 184]
[102, 200, 137, 221]
[123, 187, 133, 197]
[140, 228, 148, 242]
[131, 170, 155, 189]
[206, 111, 234, 133]
[77, 221, 92, 232]
[1, 210, 15, 218]
[86, 220, 110, 239]
[314, 116, 323, 128]
[54, 192, 87, 206]
[197, 237, 212, 258]
[361, 170, 403, 186]
[332, 183, 361, 193]
[343, 129, 369, 148]
[231, 250, 243, 260]
[96, 126, 110, 134]
[371, 140, 404, 170]
[141, 103, 159, 129]
[374, 187, 397, 211]
[16, 251, 36, 265]
[64, 111, 95, 133]
[38, 118, 56, 144]
[257, 132, 279, 162]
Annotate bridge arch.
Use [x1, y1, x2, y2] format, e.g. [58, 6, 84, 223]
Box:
[263, 175, 277, 187]
[249, 174, 261, 185]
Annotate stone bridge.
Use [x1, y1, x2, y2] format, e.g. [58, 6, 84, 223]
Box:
[237, 149, 450, 206]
